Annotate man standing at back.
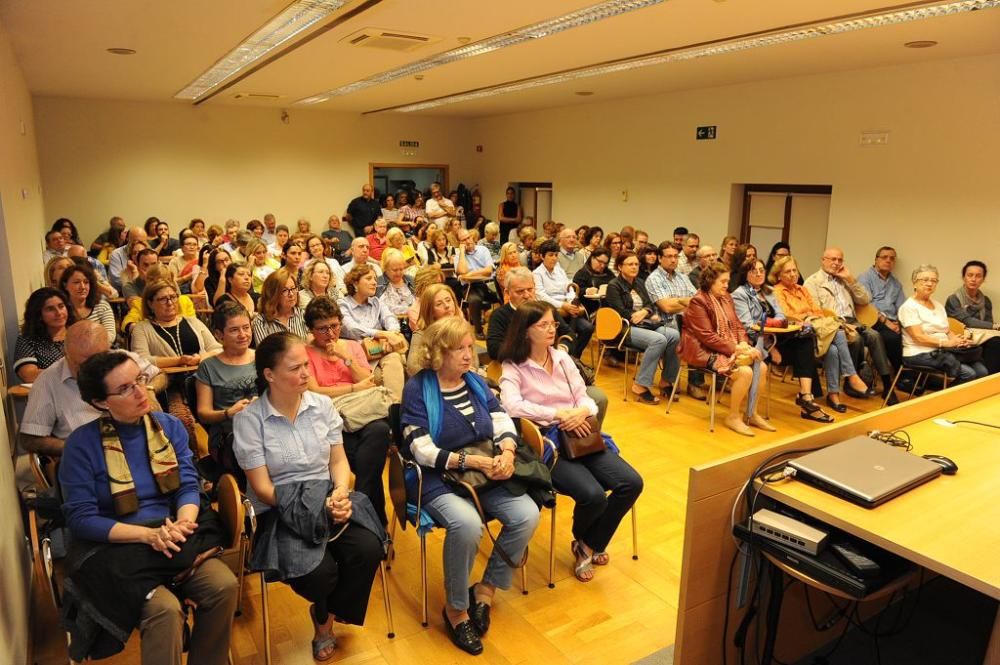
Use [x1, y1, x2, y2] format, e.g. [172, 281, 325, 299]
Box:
[347, 183, 381, 238]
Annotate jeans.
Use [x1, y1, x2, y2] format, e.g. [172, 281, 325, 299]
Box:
[846, 324, 892, 377]
[627, 324, 679, 388]
[564, 314, 595, 358]
[822, 329, 857, 394]
[550, 450, 643, 553]
[423, 488, 540, 611]
[904, 351, 988, 384]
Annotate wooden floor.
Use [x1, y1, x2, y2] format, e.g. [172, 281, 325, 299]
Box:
[30, 360, 883, 665]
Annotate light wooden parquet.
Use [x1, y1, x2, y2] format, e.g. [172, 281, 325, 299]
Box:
[30, 361, 881, 665]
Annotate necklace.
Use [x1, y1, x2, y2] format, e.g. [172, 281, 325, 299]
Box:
[530, 350, 551, 371]
[153, 319, 184, 356]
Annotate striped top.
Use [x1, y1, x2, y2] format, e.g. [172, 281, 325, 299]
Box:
[442, 385, 476, 424]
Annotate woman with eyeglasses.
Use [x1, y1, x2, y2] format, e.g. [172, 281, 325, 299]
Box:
[303, 297, 390, 526]
[251, 267, 308, 346]
[603, 232, 624, 275]
[572, 248, 614, 316]
[59, 350, 237, 665]
[168, 231, 201, 294]
[131, 281, 221, 446]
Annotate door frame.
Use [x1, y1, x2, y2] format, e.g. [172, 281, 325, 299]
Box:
[739, 184, 832, 243]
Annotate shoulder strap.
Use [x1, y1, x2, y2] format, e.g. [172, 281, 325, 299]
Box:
[457, 480, 528, 569]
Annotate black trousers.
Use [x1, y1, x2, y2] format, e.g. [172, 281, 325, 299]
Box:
[983, 337, 1000, 375]
[465, 282, 498, 332]
[342, 419, 390, 526]
[286, 523, 383, 626]
[557, 311, 595, 358]
[873, 320, 903, 371]
[775, 334, 822, 391]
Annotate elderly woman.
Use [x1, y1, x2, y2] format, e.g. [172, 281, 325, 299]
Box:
[605, 252, 680, 404]
[376, 248, 416, 317]
[60, 263, 117, 345]
[303, 297, 391, 525]
[131, 281, 222, 444]
[679, 262, 775, 436]
[732, 259, 831, 422]
[385, 226, 419, 272]
[14, 287, 77, 382]
[499, 301, 642, 582]
[770, 256, 869, 413]
[572, 247, 614, 315]
[233, 332, 384, 662]
[252, 267, 308, 344]
[401, 317, 541, 655]
[479, 222, 502, 262]
[194, 301, 257, 483]
[900, 264, 988, 384]
[406, 283, 481, 377]
[59, 351, 237, 664]
[299, 258, 345, 310]
[945, 260, 1000, 374]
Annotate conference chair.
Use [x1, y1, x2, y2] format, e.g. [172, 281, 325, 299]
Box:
[593, 307, 653, 401]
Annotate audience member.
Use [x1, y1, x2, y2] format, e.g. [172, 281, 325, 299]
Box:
[557, 228, 585, 277]
[366, 218, 389, 261]
[688, 245, 718, 291]
[267, 224, 290, 258]
[407, 264, 445, 330]
[168, 232, 201, 294]
[150, 220, 180, 257]
[495, 242, 523, 301]
[338, 264, 406, 398]
[42, 229, 68, 265]
[108, 227, 149, 291]
[14, 287, 76, 382]
[122, 248, 161, 306]
[533, 240, 593, 357]
[376, 248, 415, 317]
[322, 214, 353, 262]
[245, 238, 279, 293]
[479, 222, 502, 262]
[406, 283, 479, 377]
[67, 244, 118, 298]
[59, 264, 116, 345]
[603, 232, 624, 274]
[425, 182, 457, 227]
[216, 263, 257, 316]
[572, 247, 615, 315]
[672, 226, 688, 245]
[342, 236, 383, 277]
[581, 226, 604, 260]
[251, 268, 308, 344]
[120, 266, 197, 335]
[677, 233, 700, 275]
[299, 258, 345, 310]
[638, 245, 658, 280]
[261, 213, 277, 246]
[89, 216, 125, 258]
[945, 260, 1000, 374]
[857, 246, 906, 372]
[457, 227, 496, 340]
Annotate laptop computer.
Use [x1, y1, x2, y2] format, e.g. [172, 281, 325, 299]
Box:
[787, 436, 942, 508]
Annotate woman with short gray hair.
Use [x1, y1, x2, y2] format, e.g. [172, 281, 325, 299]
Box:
[896, 264, 987, 386]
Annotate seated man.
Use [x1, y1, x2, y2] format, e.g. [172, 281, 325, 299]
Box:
[533, 240, 593, 358]
[366, 217, 389, 261]
[488, 267, 608, 427]
[456, 227, 496, 340]
[42, 229, 68, 266]
[805, 247, 894, 403]
[20, 320, 164, 456]
[122, 248, 161, 307]
[107, 227, 148, 292]
[687, 244, 716, 289]
[556, 228, 585, 278]
[322, 214, 354, 263]
[677, 232, 699, 275]
[857, 246, 905, 373]
[342, 236, 383, 277]
[645, 241, 706, 400]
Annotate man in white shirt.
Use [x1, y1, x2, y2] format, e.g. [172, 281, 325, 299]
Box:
[457, 228, 495, 339]
[424, 181, 456, 226]
[342, 237, 383, 277]
[261, 213, 278, 246]
[42, 229, 68, 265]
[533, 239, 593, 357]
[20, 320, 163, 456]
[108, 227, 148, 291]
[677, 233, 700, 276]
[556, 228, 585, 278]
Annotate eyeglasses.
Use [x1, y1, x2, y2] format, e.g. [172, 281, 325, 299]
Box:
[281, 287, 298, 296]
[916, 277, 939, 284]
[107, 373, 149, 399]
[594, 258, 610, 266]
[154, 294, 179, 305]
[312, 323, 341, 335]
[748, 267, 766, 274]
[532, 320, 559, 331]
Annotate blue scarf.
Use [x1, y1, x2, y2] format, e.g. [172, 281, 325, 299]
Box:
[420, 370, 491, 442]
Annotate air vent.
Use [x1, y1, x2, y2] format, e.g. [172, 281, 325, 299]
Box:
[232, 93, 283, 100]
[342, 28, 440, 52]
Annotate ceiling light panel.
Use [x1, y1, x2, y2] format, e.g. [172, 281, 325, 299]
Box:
[386, 0, 1000, 112]
[296, 0, 664, 104]
[175, 0, 349, 101]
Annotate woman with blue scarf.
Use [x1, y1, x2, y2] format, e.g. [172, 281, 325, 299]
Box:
[498, 301, 643, 584]
[401, 316, 540, 656]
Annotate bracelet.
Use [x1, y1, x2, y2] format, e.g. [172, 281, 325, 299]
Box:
[458, 451, 467, 471]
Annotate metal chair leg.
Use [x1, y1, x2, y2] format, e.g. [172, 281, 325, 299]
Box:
[235, 538, 246, 616]
[260, 573, 272, 665]
[548, 502, 557, 589]
[631, 505, 639, 560]
[379, 560, 395, 638]
[623, 348, 630, 401]
[665, 364, 683, 415]
[521, 558, 528, 595]
[881, 366, 904, 407]
[419, 533, 429, 627]
[708, 377, 717, 432]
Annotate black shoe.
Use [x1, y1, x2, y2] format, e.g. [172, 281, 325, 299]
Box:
[825, 395, 848, 413]
[468, 586, 491, 636]
[443, 608, 483, 655]
[795, 393, 822, 413]
[884, 392, 900, 406]
[842, 385, 867, 399]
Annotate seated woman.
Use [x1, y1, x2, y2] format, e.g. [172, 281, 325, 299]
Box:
[251, 267, 308, 345]
[406, 283, 481, 377]
[130, 281, 222, 446]
[770, 256, 869, 414]
[385, 227, 420, 275]
[306, 234, 347, 285]
[679, 262, 775, 436]
[233, 332, 384, 662]
[60, 263, 117, 345]
[945, 260, 1000, 374]
[494, 241, 522, 302]
[59, 351, 237, 664]
[572, 247, 615, 315]
[192, 248, 232, 306]
[168, 231, 201, 294]
[499, 301, 642, 582]
[900, 264, 988, 384]
[732, 258, 831, 422]
[376, 248, 416, 319]
[245, 238, 280, 294]
[406, 264, 445, 331]
[45, 255, 76, 288]
[303, 297, 391, 525]
[14, 287, 76, 382]
[401, 317, 541, 656]
[194, 301, 257, 484]
[299, 258, 345, 310]
[215, 262, 257, 316]
[605, 252, 680, 404]
[120, 266, 198, 335]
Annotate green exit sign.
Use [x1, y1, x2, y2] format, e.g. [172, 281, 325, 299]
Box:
[696, 125, 717, 140]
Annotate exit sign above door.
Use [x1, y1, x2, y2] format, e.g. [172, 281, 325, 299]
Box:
[696, 125, 717, 140]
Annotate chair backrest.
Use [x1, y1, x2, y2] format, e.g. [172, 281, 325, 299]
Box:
[184, 374, 202, 424]
[30, 453, 57, 489]
[855, 303, 879, 327]
[216, 473, 244, 551]
[595, 307, 625, 342]
[947, 317, 966, 335]
[485, 360, 503, 383]
[386, 403, 408, 531]
[519, 419, 544, 458]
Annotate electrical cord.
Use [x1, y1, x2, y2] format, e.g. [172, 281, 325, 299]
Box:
[947, 419, 1000, 430]
[868, 428, 912, 451]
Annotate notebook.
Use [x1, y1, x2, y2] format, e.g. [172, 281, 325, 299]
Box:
[787, 436, 942, 508]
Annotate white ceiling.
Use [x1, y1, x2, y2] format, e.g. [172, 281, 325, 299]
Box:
[2, 0, 998, 117]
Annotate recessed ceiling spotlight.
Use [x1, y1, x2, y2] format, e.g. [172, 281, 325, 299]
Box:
[415, 74, 425, 81]
[904, 40, 938, 47]
[575, 91, 595, 96]
[457, 36, 472, 44]
[106, 48, 136, 56]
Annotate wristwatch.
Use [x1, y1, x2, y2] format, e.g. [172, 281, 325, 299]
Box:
[342, 357, 353, 368]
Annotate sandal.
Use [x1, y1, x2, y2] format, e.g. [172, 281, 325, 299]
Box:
[570, 540, 595, 582]
[592, 551, 610, 566]
[631, 387, 660, 405]
[310, 605, 337, 661]
[800, 408, 834, 423]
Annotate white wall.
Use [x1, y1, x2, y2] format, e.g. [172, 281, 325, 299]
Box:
[34, 98, 477, 242]
[0, 17, 43, 665]
[469, 53, 1000, 289]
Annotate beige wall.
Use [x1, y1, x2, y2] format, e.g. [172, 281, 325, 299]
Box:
[0, 18, 41, 665]
[469, 53, 1000, 289]
[34, 97, 477, 242]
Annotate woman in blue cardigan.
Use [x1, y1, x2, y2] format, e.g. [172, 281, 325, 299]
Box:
[401, 316, 540, 656]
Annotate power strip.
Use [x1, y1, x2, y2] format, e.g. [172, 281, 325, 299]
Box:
[751, 508, 829, 556]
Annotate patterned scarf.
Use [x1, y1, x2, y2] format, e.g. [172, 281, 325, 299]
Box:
[100, 414, 180, 516]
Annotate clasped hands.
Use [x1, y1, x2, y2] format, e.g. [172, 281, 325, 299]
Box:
[148, 517, 199, 558]
[556, 407, 593, 437]
[326, 486, 353, 524]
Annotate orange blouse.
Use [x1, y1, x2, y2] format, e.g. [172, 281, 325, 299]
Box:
[773, 282, 823, 321]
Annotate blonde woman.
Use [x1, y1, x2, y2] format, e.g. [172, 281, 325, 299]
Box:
[495, 242, 522, 302]
[407, 264, 445, 331]
[246, 238, 279, 293]
[299, 258, 345, 309]
[405, 283, 479, 377]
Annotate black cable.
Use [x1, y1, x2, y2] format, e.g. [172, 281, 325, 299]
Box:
[869, 428, 912, 451]
[722, 548, 740, 665]
[947, 419, 1000, 430]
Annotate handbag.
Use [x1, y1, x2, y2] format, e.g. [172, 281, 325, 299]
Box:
[555, 357, 606, 460]
[362, 335, 408, 361]
[331, 385, 393, 432]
